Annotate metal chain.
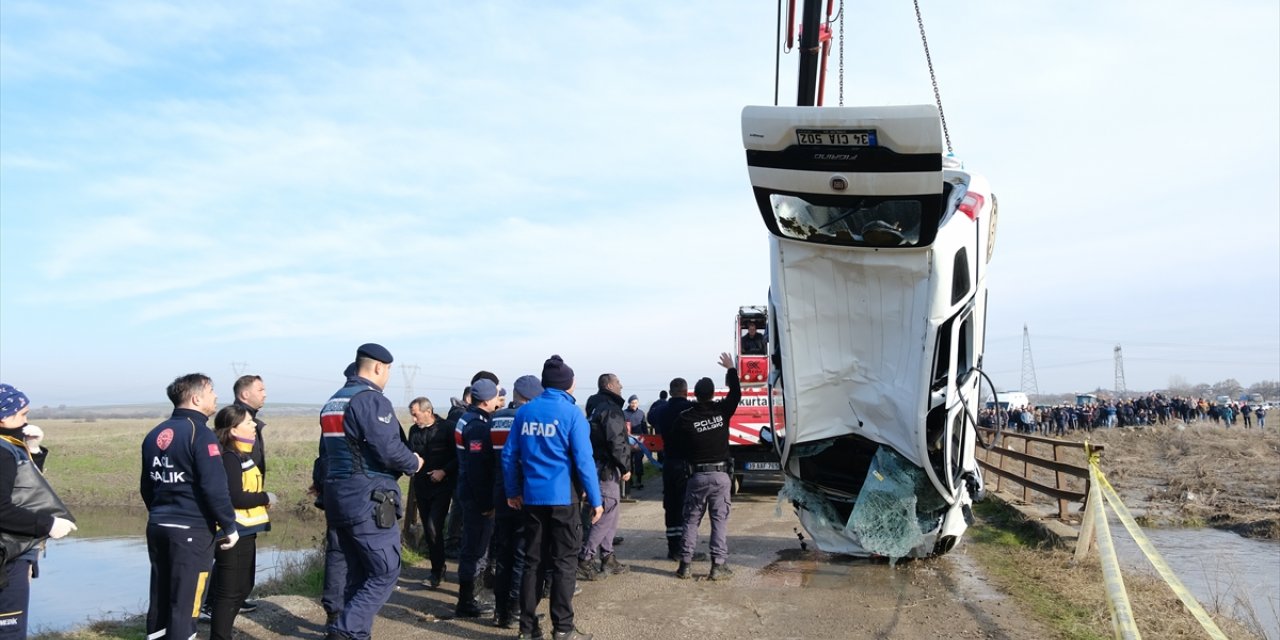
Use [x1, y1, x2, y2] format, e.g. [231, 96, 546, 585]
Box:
[913, 0, 952, 154]
[838, 0, 844, 106]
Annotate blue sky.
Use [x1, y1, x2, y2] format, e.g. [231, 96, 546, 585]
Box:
[2, 1, 1277, 407]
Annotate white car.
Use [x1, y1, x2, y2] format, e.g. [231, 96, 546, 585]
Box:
[743, 104, 994, 558]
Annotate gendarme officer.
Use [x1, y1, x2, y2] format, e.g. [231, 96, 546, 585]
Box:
[320, 344, 423, 640]
[670, 353, 740, 581]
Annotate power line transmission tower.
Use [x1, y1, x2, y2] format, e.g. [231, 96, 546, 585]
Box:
[1113, 345, 1127, 399]
[231, 361, 248, 377]
[1020, 324, 1040, 402]
[401, 364, 420, 406]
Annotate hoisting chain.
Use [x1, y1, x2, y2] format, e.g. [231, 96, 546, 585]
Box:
[913, 0, 952, 154]
[838, 0, 844, 106]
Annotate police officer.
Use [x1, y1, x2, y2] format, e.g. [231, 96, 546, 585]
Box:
[578, 374, 631, 581]
[489, 375, 540, 629]
[648, 378, 699, 561]
[671, 353, 740, 581]
[309, 363, 356, 627]
[406, 396, 454, 589]
[502, 355, 602, 640]
[140, 374, 239, 640]
[320, 344, 423, 640]
[454, 379, 504, 618]
[0, 384, 76, 640]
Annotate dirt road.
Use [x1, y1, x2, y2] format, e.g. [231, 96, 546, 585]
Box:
[234, 481, 1048, 640]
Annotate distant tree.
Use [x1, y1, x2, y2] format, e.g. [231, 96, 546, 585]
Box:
[1167, 375, 1192, 395]
[1192, 383, 1212, 398]
[1211, 378, 1244, 398]
[1247, 380, 1280, 400]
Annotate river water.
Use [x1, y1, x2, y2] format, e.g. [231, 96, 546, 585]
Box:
[26, 506, 325, 635]
[1110, 525, 1280, 640]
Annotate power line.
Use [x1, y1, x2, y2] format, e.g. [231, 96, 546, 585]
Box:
[400, 364, 420, 407]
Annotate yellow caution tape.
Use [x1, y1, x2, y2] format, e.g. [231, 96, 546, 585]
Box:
[1088, 460, 1143, 640]
[1092, 462, 1229, 640]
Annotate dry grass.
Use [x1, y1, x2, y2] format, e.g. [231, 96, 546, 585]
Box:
[968, 501, 1266, 640]
[35, 412, 413, 509]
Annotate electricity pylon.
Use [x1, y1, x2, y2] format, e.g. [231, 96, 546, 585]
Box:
[1114, 345, 1127, 399]
[1020, 324, 1040, 402]
[401, 364, 420, 406]
[231, 361, 248, 377]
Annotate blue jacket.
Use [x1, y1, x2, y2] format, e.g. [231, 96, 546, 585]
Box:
[139, 409, 237, 534]
[457, 406, 497, 513]
[502, 389, 601, 508]
[320, 376, 418, 527]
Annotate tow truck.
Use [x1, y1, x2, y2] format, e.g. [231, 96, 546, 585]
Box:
[746, 0, 994, 558]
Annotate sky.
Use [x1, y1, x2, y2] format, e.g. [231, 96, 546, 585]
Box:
[1, 1, 1277, 408]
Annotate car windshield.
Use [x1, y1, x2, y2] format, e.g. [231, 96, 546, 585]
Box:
[769, 194, 925, 247]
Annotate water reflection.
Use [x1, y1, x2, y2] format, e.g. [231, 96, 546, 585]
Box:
[1111, 525, 1280, 640]
[29, 505, 326, 634]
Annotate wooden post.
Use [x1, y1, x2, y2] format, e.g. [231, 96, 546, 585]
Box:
[1053, 443, 1069, 520]
[1021, 436, 1031, 503]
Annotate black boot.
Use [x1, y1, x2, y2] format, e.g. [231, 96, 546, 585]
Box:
[676, 561, 692, 579]
[576, 558, 605, 582]
[708, 562, 734, 581]
[493, 599, 515, 629]
[455, 581, 493, 618]
[601, 553, 629, 576]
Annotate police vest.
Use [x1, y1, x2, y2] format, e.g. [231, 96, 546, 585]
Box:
[0, 436, 73, 565]
[321, 384, 397, 480]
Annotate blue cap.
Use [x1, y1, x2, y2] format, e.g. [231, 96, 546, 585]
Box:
[470, 379, 498, 402]
[514, 375, 543, 401]
[356, 343, 393, 364]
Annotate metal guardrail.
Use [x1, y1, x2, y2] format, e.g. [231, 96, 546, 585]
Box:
[975, 427, 1103, 522]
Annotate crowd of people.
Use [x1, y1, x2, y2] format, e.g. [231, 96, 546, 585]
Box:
[0, 344, 746, 640]
[979, 393, 1270, 436]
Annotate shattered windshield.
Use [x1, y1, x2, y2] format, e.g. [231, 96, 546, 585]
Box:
[769, 194, 925, 247]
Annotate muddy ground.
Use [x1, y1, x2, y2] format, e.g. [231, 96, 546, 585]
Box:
[1064, 423, 1280, 539]
[226, 483, 1050, 640]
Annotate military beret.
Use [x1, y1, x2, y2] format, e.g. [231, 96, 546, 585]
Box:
[356, 343, 393, 364]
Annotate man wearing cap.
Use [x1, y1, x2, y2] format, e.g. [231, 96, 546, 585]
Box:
[1, 384, 77, 640]
[503, 356, 602, 640]
[578, 374, 631, 581]
[488, 375, 541, 629]
[406, 396, 453, 590]
[647, 378, 697, 560]
[622, 395, 648, 490]
[444, 371, 500, 561]
[309, 363, 355, 627]
[671, 353, 741, 581]
[453, 379, 504, 618]
[140, 374, 238, 640]
[319, 344, 423, 640]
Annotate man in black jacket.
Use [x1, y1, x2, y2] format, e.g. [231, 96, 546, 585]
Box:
[672, 353, 740, 581]
[577, 374, 631, 581]
[406, 397, 454, 589]
[648, 379, 697, 561]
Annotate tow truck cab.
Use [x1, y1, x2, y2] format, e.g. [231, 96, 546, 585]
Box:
[744, 104, 994, 557]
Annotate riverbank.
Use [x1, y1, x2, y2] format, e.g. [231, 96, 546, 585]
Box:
[1066, 422, 1280, 539]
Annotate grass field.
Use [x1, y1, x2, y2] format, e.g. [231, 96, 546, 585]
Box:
[35, 412, 413, 508]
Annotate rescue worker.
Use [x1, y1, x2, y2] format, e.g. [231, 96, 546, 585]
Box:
[454, 379, 504, 618]
[140, 374, 239, 640]
[208, 404, 276, 640]
[202, 373, 269, 621]
[503, 355, 602, 640]
[578, 374, 631, 581]
[671, 353, 741, 581]
[648, 378, 702, 561]
[320, 344, 423, 640]
[0, 384, 76, 640]
[406, 396, 454, 589]
[309, 363, 355, 627]
[622, 395, 648, 490]
[489, 375, 541, 629]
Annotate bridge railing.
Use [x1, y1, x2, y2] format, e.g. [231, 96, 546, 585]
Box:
[974, 427, 1102, 522]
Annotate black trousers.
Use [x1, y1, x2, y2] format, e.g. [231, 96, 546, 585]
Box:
[519, 504, 581, 635]
[662, 459, 689, 554]
[146, 522, 214, 640]
[412, 478, 454, 576]
[210, 533, 257, 640]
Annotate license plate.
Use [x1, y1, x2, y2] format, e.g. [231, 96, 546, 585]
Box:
[796, 129, 877, 147]
[745, 461, 780, 471]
